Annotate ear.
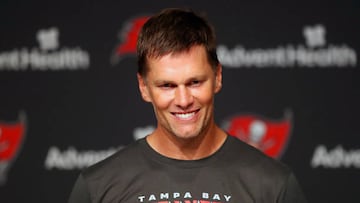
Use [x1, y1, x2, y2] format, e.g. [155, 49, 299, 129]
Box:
[137, 73, 152, 102]
[214, 65, 222, 93]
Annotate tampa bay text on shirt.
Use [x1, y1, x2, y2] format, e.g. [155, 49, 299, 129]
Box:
[138, 192, 232, 203]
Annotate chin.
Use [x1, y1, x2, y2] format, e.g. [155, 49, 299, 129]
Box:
[173, 130, 201, 140]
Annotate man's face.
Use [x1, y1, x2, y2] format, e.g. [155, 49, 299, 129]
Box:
[137, 45, 222, 140]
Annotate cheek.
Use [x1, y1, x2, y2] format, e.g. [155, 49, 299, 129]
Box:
[193, 89, 214, 104]
[150, 90, 173, 109]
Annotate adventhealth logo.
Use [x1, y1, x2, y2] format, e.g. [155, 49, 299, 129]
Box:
[44, 126, 153, 171]
[311, 145, 360, 169]
[0, 27, 90, 71]
[44, 146, 120, 170]
[217, 24, 357, 68]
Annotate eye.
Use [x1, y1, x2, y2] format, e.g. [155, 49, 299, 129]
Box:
[189, 80, 201, 87]
[159, 83, 176, 89]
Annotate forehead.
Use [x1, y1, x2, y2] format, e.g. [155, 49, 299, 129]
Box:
[146, 46, 213, 78]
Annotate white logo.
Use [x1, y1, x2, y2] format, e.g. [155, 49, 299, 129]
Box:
[303, 24, 326, 48]
[37, 27, 59, 51]
[311, 145, 360, 168]
[249, 120, 267, 143]
[218, 24, 357, 68]
[44, 146, 121, 170]
[0, 27, 90, 71]
[44, 124, 155, 171]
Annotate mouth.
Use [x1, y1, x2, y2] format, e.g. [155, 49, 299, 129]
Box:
[172, 110, 200, 120]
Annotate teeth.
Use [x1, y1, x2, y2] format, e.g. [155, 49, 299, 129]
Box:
[175, 112, 195, 119]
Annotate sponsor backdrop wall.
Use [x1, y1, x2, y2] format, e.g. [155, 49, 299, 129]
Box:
[0, 0, 359, 202]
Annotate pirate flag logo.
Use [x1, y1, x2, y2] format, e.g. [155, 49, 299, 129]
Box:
[110, 16, 149, 65]
[0, 112, 26, 185]
[223, 111, 292, 159]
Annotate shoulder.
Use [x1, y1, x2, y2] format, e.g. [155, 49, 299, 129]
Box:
[81, 138, 145, 181]
[222, 136, 291, 180]
[68, 139, 149, 202]
[223, 137, 307, 202]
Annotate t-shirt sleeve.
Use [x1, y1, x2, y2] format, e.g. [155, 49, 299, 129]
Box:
[278, 172, 308, 203]
[68, 173, 92, 203]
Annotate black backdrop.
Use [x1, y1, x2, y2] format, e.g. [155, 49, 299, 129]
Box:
[0, 0, 359, 202]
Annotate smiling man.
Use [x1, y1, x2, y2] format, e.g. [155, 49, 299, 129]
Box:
[137, 44, 225, 160]
[68, 8, 307, 203]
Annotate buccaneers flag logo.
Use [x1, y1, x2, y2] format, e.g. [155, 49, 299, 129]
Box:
[0, 112, 26, 185]
[110, 16, 149, 65]
[223, 111, 292, 159]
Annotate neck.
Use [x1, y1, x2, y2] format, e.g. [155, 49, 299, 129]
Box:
[146, 125, 227, 160]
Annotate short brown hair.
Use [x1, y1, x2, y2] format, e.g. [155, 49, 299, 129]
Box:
[136, 8, 219, 77]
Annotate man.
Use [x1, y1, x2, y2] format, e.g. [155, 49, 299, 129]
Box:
[68, 8, 307, 203]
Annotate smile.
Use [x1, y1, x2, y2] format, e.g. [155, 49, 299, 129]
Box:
[172, 110, 199, 120]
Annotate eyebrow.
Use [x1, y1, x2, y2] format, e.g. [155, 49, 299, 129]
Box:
[152, 75, 208, 85]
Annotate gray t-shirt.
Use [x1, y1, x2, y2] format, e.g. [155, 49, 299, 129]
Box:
[68, 136, 307, 203]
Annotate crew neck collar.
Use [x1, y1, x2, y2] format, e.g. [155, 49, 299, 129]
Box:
[139, 135, 229, 168]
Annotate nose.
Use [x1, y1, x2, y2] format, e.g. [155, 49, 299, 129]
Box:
[174, 86, 194, 109]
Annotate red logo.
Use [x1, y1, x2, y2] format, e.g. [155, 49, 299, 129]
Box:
[111, 16, 149, 65]
[0, 112, 26, 185]
[223, 111, 292, 158]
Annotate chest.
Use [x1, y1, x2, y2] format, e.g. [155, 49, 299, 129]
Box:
[93, 166, 277, 203]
